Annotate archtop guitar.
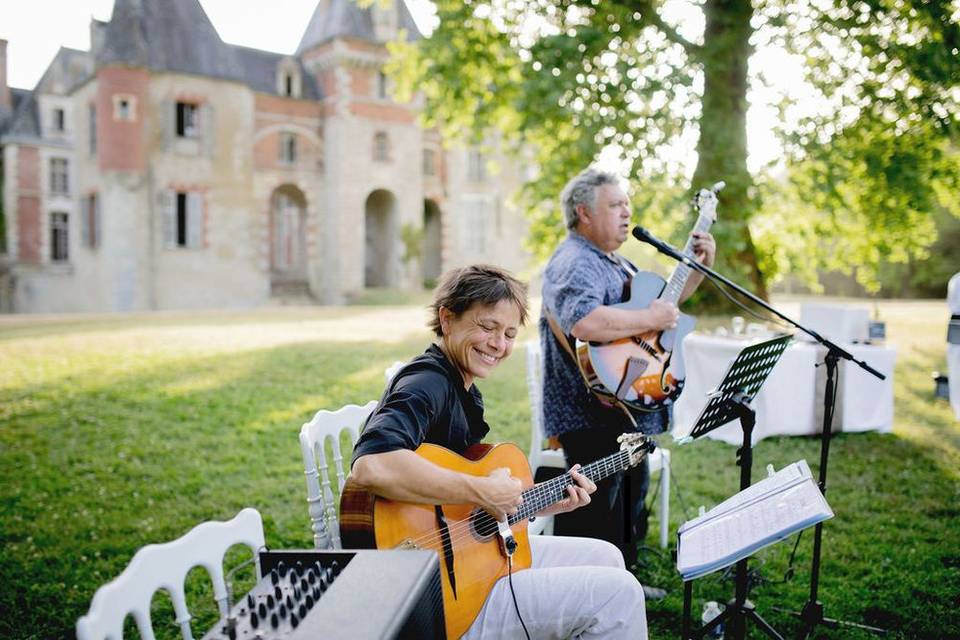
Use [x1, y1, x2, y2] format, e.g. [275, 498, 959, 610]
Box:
[575, 184, 722, 413]
[339, 433, 653, 639]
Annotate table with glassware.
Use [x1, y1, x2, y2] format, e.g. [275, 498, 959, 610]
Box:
[672, 329, 897, 446]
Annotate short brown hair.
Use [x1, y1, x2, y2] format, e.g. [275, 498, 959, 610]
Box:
[428, 264, 529, 336]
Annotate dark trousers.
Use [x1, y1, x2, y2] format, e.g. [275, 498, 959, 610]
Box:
[554, 425, 650, 566]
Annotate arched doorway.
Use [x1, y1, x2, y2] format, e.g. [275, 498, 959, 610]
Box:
[422, 199, 442, 287]
[364, 189, 396, 287]
[269, 185, 307, 290]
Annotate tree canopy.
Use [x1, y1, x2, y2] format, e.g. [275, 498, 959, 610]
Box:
[388, 0, 960, 297]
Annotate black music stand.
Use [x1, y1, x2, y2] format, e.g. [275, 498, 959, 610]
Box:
[680, 333, 792, 640]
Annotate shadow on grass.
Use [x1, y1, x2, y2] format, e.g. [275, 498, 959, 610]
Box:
[641, 429, 959, 639]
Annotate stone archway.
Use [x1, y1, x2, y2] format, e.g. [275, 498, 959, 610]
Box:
[269, 185, 307, 290]
[364, 189, 397, 288]
[422, 199, 442, 287]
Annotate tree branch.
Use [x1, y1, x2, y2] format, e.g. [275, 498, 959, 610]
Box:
[619, 0, 702, 56]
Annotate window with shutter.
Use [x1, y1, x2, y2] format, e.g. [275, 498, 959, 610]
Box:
[50, 212, 69, 262]
[186, 192, 203, 249]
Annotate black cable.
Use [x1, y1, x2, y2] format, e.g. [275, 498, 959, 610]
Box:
[696, 265, 793, 331]
[507, 555, 532, 640]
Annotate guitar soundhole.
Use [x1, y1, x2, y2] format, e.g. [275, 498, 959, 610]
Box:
[469, 509, 497, 542]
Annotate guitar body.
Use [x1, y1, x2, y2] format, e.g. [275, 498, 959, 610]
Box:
[340, 442, 534, 640]
[576, 271, 696, 412]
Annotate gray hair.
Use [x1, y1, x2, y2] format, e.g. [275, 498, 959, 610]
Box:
[560, 168, 621, 229]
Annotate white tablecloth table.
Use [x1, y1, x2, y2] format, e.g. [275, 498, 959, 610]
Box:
[672, 333, 895, 446]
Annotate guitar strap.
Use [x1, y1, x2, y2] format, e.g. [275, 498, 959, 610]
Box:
[543, 308, 638, 429]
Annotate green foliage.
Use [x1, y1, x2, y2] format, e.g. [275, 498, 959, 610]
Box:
[1, 303, 958, 638]
[388, 0, 959, 298]
[759, 0, 960, 292]
[400, 221, 423, 264]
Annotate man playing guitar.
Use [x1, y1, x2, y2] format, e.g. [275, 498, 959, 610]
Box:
[539, 168, 716, 598]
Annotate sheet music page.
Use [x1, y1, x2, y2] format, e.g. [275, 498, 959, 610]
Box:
[679, 460, 812, 533]
[677, 460, 833, 580]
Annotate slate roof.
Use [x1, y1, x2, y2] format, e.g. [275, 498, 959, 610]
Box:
[0, 88, 34, 137]
[229, 45, 321, 100]
[96, 0, 245, 82]
[296, 0, 421, 54]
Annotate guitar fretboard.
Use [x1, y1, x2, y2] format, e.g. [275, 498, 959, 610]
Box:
[503, 446, 646, 526]
[660, 212, 714, 305]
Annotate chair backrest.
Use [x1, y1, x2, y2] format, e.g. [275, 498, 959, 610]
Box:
[76, 507, 265, 640]
[525, 339, 547, 455]
[299, 400, 378, 549]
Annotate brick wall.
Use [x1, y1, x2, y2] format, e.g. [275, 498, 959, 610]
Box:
[96, 66, 149, 172]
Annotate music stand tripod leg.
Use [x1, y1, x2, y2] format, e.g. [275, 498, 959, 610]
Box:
[793, 349, 887, 638]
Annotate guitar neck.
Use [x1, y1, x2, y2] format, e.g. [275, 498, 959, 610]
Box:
[660, 213, 714, 305]
[509, 448, 637, 525]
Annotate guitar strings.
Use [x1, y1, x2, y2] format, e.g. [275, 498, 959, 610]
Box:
[402, 451, 629, 549]
[398, 448, 643, 552]
[395, 448, 649, 634]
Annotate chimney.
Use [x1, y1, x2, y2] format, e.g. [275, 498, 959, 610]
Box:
[90, 19, 107, 59]
[0, 39, 10, 112]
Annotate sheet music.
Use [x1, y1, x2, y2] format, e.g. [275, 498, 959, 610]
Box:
[678, 460, 811, 533]
[677, 460, 833, 581]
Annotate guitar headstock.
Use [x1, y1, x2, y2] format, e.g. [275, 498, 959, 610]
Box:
[693, 180, 724, 223]
[617, 433, 655, 469]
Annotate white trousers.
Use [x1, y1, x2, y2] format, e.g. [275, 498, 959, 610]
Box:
[461, 535, 648, 640]
[950, 344, 960, 420]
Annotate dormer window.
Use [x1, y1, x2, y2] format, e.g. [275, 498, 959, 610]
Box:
[53, 108, 66, 132]
[372, 5, 396, 41]
[176, 102, 199, 139]
[276, 59, 302, 98]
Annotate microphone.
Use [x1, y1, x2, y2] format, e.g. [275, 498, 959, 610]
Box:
[631, 226, 691, 265]
[631, 226, 671, 253]
[710, 181, 726, 194]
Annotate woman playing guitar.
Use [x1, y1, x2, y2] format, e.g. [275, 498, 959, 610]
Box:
[342, 264, 650, 640]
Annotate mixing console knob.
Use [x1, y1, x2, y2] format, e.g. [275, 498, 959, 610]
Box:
[277, 561, 287, 578]
[258, 602, 266, 618]
[290, 612, 299, 629]
[298, 603, 307, 619]
[270, 569, 279, 586]
[270, 612, 279, 629]
[250, 611, 258, 628]
[331, 561, 341, 575]
[247, 594, 255, 610]
[305, 594, 314, 609]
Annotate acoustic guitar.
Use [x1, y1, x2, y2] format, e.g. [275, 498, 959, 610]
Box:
[575, 185, 721, 413]
[339, 433, 653, 639]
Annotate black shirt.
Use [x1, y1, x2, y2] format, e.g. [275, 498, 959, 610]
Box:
[351, 344, 491, 464]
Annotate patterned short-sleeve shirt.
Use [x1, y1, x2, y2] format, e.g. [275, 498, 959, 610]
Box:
[539, 231, 667, 437]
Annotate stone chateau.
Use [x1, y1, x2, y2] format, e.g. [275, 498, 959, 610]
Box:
[0, 0, 530, 312]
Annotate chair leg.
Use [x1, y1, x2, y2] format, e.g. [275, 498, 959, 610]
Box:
[659, 455, 671, 549]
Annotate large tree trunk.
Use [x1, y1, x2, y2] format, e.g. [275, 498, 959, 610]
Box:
[691, 0, 768, 301]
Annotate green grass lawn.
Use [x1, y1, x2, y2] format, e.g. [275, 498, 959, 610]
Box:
[1, 299, 957, 639]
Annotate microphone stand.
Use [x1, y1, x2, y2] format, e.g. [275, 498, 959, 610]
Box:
[632, 225, 888, 637]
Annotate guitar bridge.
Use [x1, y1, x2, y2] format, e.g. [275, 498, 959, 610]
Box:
[616, 356, 649, 401]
